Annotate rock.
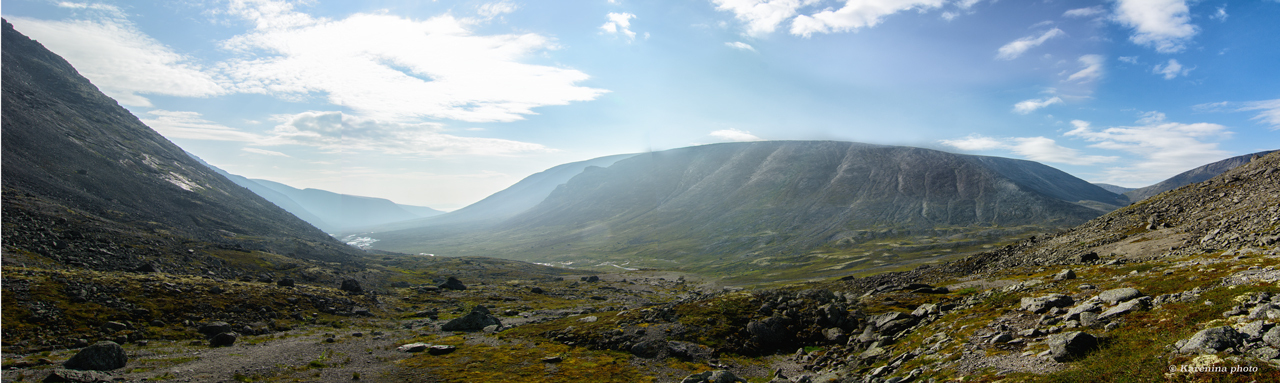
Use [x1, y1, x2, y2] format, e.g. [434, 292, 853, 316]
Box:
[42, 369, 112, 382]
[427, 345, 456, 355]
[210, 332, 238, 347]
[880, 319, 917, 337]
[680, 370, 745, 383]
[1048, 331, 1097, 361]
[747, 316, 791, 346]
[1079, 284, 1096, 290]
[1078, 312, 1100, 327]
[398, 343, 429, 353]
[859, 347, 887, 360]
[542, 356, 562, 363]
[530, 287, 544, 294]
[1098, 288, 1142, 305]
[667, 341, 714, 360]
[1237, 320, 1270, 340]
[631, 340, 666, 358]
[438, 277, 467, 291]
[911, 303, 939, 317]
[1252, 347, 1280, 360]
[441, 305, 501, 331]
[823, 327, 847, 343]
[133, 263, 157, 273]
[873, 311, 910, 328]
[1264, 326, 1280, 348]
[101, 321, 128, 332]
[581, 276, 601, 282]
[1018, 328, 1043, 338]
[340, 279, 363, 293]
[63, 341, 127, 371]
[990, 333, 1013, 344]
[1054, 269, 1077, 281]
[1021, 294, 1074, 314]
[276, 278, 295, 287]
[1098, 297, 1149, 321]
[1179, 326, 1240, 354]
[1079, 252, 1100, 263]
[578, 316, 598, 323]
[197, 321, 231, 336]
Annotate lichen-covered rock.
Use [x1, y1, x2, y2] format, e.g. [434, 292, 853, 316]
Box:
[1178, 326, 1241, 354]
[680, 370, 745, 383]
[438, 277, 467, 291]
[441, 305, 500, 331]
[1048, 331, 1097, 361]
[1098, 288, 1142, 305]
[1021, 294, 1074, 313]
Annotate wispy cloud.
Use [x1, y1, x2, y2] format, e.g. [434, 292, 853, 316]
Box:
[939, 134, 1114, 165]
[600, 12, 637, 40]
[1239, 99, 1280, 130]
[1152, 59, 1191, 79]
[263, 111, 555, 156]
[1012, 96, 1063, 114]
[996, 28, 1065, 60]
[1063, 6, 1105, 18]
[477, 1, 518, 19]
[1112, 0, 1198, 53]
[790, 0, 946, 37]
[141, 111, 262, 141]
[1066, 54, 1105, 83]
[7, 15, 224, 107]
[242, 148, 291, 157]
[939, 134, 1005, 151]
[711, 0, 817, 37]
[725, 41, 756, 52]
[709, 128, 763, 142]
[1064, 116, 1231, 183]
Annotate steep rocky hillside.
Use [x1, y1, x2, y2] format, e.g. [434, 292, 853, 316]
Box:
[370, 141, 1125, 278]
[1124, 150, 1276, 202]
[1, 19, 362, 275]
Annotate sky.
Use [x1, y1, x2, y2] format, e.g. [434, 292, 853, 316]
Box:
[4, 0, 1278, 210]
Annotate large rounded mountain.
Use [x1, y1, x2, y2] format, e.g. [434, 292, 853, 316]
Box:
[370, 141, 1125, 275]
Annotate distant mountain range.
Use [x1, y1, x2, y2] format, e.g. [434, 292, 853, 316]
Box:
[1091, 183, 1135, 195]
[190, 156, 444, 233]
[364, 141, 1129, 274]
[0, 20, 362, 275]
[1122, 150, 1278, 202]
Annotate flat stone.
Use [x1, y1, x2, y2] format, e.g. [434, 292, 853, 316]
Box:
[1098, 298, 1149, 321]
[42, 369, 112, 382]
[1098, 288, 1142, 305]
[1021, 294, 1074, 314]
[427, 345, 456, 355]
[398, 343, 429, 353]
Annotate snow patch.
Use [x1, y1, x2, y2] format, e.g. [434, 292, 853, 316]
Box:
[163, 172, 201, 191]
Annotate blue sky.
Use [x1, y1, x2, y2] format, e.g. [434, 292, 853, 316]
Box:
[5, 0, 1278, 210]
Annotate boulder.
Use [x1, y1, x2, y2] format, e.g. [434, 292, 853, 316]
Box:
[101, 321, 127, 332]
[42, 369, 112, 382]
[680, 370, 746, 383]
[438, 277, 467, 291]
[1021, 294, 1074, 314]
[1098, 288, 1142, 305]
[1239, 321, 1271, 340]
[441, 305, 501, 331]
[398, 343, 429, 353]
[1054, 269, 1077, 281]
[63, 341, 127, 371]
[667, 341, 714, 360]
[911, 303, 939, 317]
[197, 321, 231, 336]
[427, 345, 456, 355]
[1048, 331, 1097, 362]
[581, 276, 600, 283]
[631, 340, 666, 358]
[210, 332, 238, 347]
[1264, 326, 1280, 348]
[530, 287, 544, 294]
[1097, 298, 1149, 321]
[1079, 252, 1100, 263]
[747, 316, 790, 346]
[1178, 326, 1241, 354]
[823, 327, 847, 343]
[276, 278, 295, 287]
[340, 279, 363, 293]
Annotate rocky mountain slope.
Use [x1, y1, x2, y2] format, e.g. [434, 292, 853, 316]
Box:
[1124, 150, 1276, 202]
[1, 19, 362, 275]
[369, 141, 1126, 277]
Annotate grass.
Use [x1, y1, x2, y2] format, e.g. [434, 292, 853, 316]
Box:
[399, 334, 657, 382]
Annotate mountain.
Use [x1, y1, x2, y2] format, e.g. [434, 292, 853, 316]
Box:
[1123, 150, 1277, 202]
[0, 20, 362, 274]
[1092, 183, 1135, 195]
[368, 141, 1126, 276]
[344, 153, 635, 234]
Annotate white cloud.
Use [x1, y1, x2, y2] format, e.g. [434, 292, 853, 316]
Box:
[1065, 118, 1231, 183]
[712, 0, 818, 37]
[7, 17, 224, 107]
[263, 111, 555, 156]
[1063, 6, 1106, 18]
[1211, 6, 1228, 22]
[1239, 99, 1280, 129]
[478, 1, 518, 18]
[600, 12, 637, 40]
[940, 134, 1114, 165]
[790, 0, 946, 37]
[1112, 0, 1198, 53]
[1008, 137, 1116, 165]
[939, 134, 1005, 151]
[725, 41, 757, 51]
[996, 28, 1065, 60]
[1152, 58, 1191, 79]
[218, 2, 607, 123]
[1012, 96, 1063, 114]
[1066, 54, 1105, 83]
[243, 148, 291, 157]
[1118, 56, 1139, 64]
[709, 128, 763, 142]
[141, 110, 263, 142]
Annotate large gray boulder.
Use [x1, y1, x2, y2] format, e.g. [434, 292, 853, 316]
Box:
[42, 369, 112, 382]
[1179, 326, 1241, 354]
[680, 370, 745, 383]
[438, 277, 467, 291]
[1048, 331, 1097, 362]
[1097, 297, 1149, 321]
[1021, 294, 1074, 313]
[441, 305, 501, 331]
[63, 341, 127, 371]
[340, 279, 363, 293]
[1098, 288, 1142, 305]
